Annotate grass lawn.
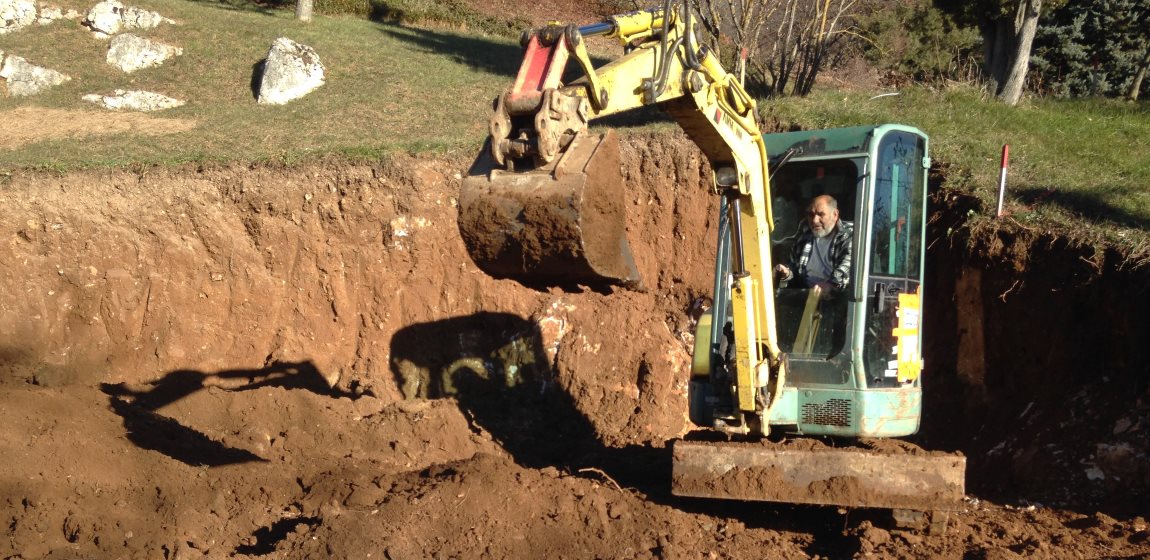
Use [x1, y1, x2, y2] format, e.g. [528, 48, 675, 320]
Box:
[0, 0, 524, 167]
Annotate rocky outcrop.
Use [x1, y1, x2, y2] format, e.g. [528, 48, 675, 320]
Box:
[37, 4, 82, 25]
[106, 33, 182, 73]
[82, 89, 185, 111]
[0, 0, 36, 34]
[83, 0, 174, 38]
[256, 37, 324, 105]
[0, 53, 70, 96]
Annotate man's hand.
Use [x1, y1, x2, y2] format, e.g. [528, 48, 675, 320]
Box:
[812, 280, 834, 299]
[773, 264, 791, 278]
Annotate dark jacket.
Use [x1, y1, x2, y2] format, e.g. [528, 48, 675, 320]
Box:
[781, 220, 854, 291]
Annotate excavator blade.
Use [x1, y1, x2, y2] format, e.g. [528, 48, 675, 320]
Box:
[459, 129, 641, 289]
[671, 440, 966, 511]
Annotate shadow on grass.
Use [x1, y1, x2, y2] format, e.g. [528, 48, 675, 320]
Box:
[100, 361, 356, 467]
[375, 23, 677, 129]
[1013, 184, 1150, 231]
[377, 24, 523, 78]
[250, 59, 266, 100]
[182, 0, 288, 16]
[373, 24, 639, 92]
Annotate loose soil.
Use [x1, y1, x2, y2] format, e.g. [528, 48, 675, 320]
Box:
[3, 130, 1150, 559]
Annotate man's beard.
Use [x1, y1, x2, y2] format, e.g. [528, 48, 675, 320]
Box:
[811, 226, 831, 239]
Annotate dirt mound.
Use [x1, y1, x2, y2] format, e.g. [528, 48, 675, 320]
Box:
[2, 131, 1150, 558]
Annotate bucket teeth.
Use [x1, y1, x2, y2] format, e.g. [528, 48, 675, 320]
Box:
[459, 129, 641, 290]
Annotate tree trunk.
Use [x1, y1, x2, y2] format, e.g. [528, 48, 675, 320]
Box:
[296, 0, 313, 22]
[1126, 48, 1150, 101]
[982, 21, 1008, 92]
[997, 0, 1041, 105]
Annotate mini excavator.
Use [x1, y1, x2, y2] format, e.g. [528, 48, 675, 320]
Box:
[457, 1, 964, 522]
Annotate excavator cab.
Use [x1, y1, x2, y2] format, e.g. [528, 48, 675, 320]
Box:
[691, 125, 931, 436]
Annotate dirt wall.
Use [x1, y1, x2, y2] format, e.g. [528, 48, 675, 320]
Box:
[923, 197, 1150, 513]
[0, 131, 717, 448]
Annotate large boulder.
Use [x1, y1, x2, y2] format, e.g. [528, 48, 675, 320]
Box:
[106, 33, 182, 73]
[257, 37, 325, 105]
[82, 89, 185, 111]
[0, 0, 36, 34]
[0, 53, 71, 96]
[83, 0, 174, 38]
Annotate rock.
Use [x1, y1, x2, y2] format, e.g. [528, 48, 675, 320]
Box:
[82, 89, 185, 111]
[1095, 442, 1143, 479]
[1113, 417, 1133, 434]
[0, 0, 36, 34]
[83, 0, 174, 38]
[859, 523, 891, 551]
[37, 5, 81, 25]
[106, 33, 182, 73]
[257, 37, 325, 105]
[1, 54, 71, 96]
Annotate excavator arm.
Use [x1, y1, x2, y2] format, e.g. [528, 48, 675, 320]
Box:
[460, 3, 785, 430]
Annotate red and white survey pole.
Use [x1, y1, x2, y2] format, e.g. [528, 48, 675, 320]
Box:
[996, 144, 1010, 217]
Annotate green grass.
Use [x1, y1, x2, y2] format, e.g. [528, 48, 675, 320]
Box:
[0, 0, 524, 167]
[763, 87, 1150, 258]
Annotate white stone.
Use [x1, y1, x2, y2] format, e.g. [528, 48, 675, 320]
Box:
[1, 54, 71, 96]
[0, 0, 37, 34]
[257, 37, 325, 106]
[37, 5, 81, 24]
[83, 0, 173, 38]
[83, 0, 123, 36]
[82, 89, 185, 111]
[106, 33, 182, 73]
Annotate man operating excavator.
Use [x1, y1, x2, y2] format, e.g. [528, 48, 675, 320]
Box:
[774, 194, 853, 297]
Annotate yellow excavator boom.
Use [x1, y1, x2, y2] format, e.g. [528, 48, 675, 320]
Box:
[459, 4, 784, 426]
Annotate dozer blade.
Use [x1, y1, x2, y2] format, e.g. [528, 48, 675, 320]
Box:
[458, 129, 641, 289]
[671, 440, 966, 511]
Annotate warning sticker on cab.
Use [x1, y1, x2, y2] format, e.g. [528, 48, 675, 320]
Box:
[891, 290, 924, 382]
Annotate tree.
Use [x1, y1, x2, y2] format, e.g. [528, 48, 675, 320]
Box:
[857, 0, 980, 86]
[936, 0, 1066, 105]
[689, 0, 779, 95]
[690, 0, 860, 97]
[1028, 8, 1088, 97]
[1129, 47, 1150, 101]
[1030, 0, 1150, 99]
[296, 0, 313, 22]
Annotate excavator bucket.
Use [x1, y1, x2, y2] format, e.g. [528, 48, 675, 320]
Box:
[671, 440, 966, 512]
[458, 129, 641, 289]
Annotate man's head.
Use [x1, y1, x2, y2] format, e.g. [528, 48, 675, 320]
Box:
[806, 194, 840, 238]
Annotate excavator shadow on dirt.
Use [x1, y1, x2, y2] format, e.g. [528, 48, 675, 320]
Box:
[387, 312, 916, 543]
[389, 312, 620, 472]
[99, 361, 357, 467]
